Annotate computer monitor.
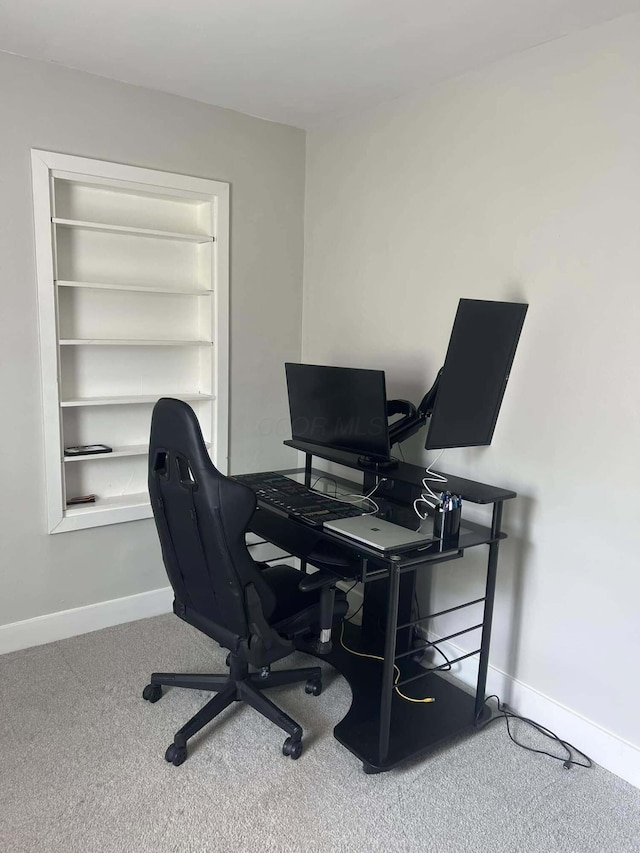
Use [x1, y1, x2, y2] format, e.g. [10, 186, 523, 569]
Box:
[285, 363, 391, 462]
[425, 299, 528, 450]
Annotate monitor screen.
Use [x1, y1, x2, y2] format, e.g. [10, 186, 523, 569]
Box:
[285, 363, 391, 461]
[425, 299, 528, 450]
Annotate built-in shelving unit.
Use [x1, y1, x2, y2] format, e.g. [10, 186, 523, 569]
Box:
[32, 150, 229, 533]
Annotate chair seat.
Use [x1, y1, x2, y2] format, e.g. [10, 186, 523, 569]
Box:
[261, 564, 348, 636]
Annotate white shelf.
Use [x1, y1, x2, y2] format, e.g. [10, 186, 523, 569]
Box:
[60, 392, 215, 408]
[64, 444, 147, 462]
[63, 442, 211, 462]
[64, 492, 150, 517]
[59, 338, 212, 347]
[56, 280, 212, 296]
[52, 217, 214, 243]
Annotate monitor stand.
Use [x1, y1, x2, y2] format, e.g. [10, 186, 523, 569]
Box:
[357, 456, 398, 472]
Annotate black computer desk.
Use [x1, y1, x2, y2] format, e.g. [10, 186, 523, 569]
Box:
[246, 440, 516, 774]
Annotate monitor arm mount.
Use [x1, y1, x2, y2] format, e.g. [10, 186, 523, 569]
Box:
[387, 368, 442, 449]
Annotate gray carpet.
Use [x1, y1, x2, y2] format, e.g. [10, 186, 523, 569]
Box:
[1, 614, 638, 853]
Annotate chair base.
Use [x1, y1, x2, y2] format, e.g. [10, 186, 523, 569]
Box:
[144, 654, 322, 764]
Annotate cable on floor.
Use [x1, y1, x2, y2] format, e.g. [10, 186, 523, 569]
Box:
[478, 694, 593, 769]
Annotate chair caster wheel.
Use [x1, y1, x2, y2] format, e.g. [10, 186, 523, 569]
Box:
[282, 737, 303, 760]
[165, 743, 187, 766]
[304, 678, 323, 696]
[142, 683, 162, 703]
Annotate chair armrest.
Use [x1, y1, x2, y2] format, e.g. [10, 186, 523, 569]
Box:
[298, 570, 338, 593]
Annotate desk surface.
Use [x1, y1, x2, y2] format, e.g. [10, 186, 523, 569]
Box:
[250, 503, 503, 580]
[248, 465, 506, 580]
[284, 439, 517, 504]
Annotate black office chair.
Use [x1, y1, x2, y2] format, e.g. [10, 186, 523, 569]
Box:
[143, 398, 348, 764]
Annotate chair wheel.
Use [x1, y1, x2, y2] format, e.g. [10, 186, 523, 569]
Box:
[282, 737, 303, 759]
[165, 743, 187, 766]
[142, 683, 162, 703]
[304, 678, 323, 697]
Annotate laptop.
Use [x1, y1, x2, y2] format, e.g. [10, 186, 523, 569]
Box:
[323, 515, 434, 553]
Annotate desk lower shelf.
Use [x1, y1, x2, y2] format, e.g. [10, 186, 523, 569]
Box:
[310, 623, 488, 773]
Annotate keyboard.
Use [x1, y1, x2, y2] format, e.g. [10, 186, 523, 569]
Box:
[232, 472, 365, 527]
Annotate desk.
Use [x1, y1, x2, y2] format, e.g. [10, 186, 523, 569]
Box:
[246, 442, 516, 773]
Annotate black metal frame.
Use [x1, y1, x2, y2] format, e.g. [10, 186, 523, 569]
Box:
[372, 499, 504, 767]
[247, 447, 514, 773]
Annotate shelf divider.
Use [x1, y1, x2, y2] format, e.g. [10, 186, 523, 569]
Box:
[64, 492, 150, 516]
[59, 338, 212, 347]
[56, 280, 213, 296]
[60, 392, 215, 408]
[52, 217, 214, 243]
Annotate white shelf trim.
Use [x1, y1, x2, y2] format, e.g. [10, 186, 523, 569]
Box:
[64, 445, 146, 462]
[52, 217, 214, 243]
[60, 392, 215, 408]
[59, 338, 212, 347]
[64, 492, 150, 516]
[56, 280, 213, 296]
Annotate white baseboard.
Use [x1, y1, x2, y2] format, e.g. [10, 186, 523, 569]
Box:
[0, 586, 174, 655]
[420, 628, 640, 790]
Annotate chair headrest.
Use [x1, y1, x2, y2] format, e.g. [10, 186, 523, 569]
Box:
[150, 398, 215, 475]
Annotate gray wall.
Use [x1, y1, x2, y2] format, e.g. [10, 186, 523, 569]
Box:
[0, 51, 305, 625]
[303, 14, 640, 750]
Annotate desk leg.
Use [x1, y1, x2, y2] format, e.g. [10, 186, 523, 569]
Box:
[378, 561, 400, 766]
[362, 573, 415, 655]
[299, 454, 313, 574]
[474, 501, 503, 720]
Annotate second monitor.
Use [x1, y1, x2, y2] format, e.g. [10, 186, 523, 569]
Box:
[285, 362, 391, 463]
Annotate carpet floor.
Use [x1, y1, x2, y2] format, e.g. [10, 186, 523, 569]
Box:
[0, 613, 638, 853]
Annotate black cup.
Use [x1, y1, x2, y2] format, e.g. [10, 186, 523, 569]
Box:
[434, 503, 461, 544]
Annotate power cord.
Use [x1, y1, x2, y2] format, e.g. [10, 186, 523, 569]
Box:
[311, 475, 338, 496]
[478, 694, 593, 770]
[313, 477, 386, 516]
[344, 584, 364, 624]
[413, 450, 449, 521]
[339, 622, 435, 704]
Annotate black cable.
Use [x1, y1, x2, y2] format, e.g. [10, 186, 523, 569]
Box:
[479, 694, 593, 769]
[310, 475, 338, 496]
[343, 580, 363, 623]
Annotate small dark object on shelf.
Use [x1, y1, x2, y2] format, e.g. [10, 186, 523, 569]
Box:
[66, 494, 97, 505]
[64, 444, 113, 456]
